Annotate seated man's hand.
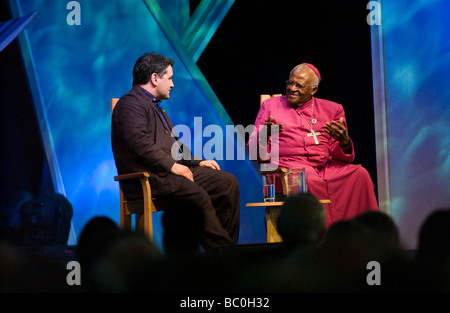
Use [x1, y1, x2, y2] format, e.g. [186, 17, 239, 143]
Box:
[199, 160, 220, 170]
[170, 163, 194, 182]
[324, 117, 350, 147]
[264, 115, 284, 137]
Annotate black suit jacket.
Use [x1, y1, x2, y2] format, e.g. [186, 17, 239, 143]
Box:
[111, 85, 202, 199]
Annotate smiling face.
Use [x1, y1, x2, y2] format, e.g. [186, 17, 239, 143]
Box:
[285, 65, 318, 107]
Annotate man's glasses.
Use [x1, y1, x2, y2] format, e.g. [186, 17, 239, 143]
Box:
[286, 80, 308, 90]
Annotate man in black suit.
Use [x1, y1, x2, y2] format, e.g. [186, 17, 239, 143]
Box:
[111, 52, 240, 250]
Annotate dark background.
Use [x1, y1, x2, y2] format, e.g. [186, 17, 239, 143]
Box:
[0, 0, 377, 210]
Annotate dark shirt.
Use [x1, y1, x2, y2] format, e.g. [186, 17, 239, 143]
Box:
[139, 87, 173, 134]
[139, 87, 184, 160]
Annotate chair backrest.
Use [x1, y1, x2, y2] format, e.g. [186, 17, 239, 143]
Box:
[259, 94, 287, 195]
[260, 94, 282, 105]
[112, 98, 119, 113]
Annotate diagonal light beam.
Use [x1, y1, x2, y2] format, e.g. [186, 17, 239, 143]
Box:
[0, 10, 38, 52]
[181, 0, 235, 62]
[144, 0, 234, 126]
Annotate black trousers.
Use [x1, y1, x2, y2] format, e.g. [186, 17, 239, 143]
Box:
[156, 166, 240, 250]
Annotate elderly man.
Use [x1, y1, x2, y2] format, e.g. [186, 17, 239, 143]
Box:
[248, 63, 378, 227]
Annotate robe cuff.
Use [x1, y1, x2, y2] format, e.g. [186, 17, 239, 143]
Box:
[333, 138, 355, 163]
[341, 141, 353, 154]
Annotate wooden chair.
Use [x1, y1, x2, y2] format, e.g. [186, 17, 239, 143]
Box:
[111, 98, 157, 242]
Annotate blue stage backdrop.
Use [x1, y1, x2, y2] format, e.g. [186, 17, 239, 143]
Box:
[10, 0, 265, 247]
[372, 0, 450, 249]
[12, 0, 450, 251]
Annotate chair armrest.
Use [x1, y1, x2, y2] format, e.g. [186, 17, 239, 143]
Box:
[114, 172, 150, 181]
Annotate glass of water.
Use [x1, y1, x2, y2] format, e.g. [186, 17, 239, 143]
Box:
[263, 173, 275, 202]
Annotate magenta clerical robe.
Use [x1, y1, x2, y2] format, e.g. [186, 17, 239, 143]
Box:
[248, 95, 379, 227]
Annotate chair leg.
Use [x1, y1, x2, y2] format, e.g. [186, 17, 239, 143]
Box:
[117, 175, 155, 242]
[142, 197, 154, 242]
[139, 178, 154, 242]
[120, 190, 132, 231]
[266, 207, 283, 243]
[135, 211, 154, 242]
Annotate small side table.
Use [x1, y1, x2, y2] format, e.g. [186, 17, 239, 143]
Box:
[246, 200, 331, 243]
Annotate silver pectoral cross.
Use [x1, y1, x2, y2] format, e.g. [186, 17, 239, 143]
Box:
[307, 131, 321, 145]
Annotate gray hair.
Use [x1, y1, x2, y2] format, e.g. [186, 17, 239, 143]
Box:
[290, 64, 319, 89]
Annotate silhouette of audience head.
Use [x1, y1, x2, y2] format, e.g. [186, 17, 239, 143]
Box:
[76, 216, 121, 267]
[321, 218, 369, 250]
[75, 216, 121, 290]
[416, 208, 450, 263]
[162, 197, 206, 257]
[354, 210, 400, 247]
[4, 201, 449, 293]
[414, 208, 450, 292]
[277, 192, 326, 246]
[303, 218, 370, 292]
[323, 211, 404, 263]
[92, 230, 163, 292]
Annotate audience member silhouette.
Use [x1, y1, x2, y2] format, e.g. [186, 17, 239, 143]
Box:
[354, 210, 400, 247]
[130, 197, 233, 293]
[2, 202, 450, 293]
[353, 210, 405, 265]
[314, 212, 426, 293]
[298, 218, 371, 292]
[91, 230, 163, 292]
[161, 197, 206, 259]
[415, 208, 450, 292]
[416, 208, 450, 265]
[75, 216, 121, 291]
[224, 193, 327, 293]
[277, 192, 327, 247]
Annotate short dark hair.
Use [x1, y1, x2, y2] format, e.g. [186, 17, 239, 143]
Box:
[132, 52, 174, 86]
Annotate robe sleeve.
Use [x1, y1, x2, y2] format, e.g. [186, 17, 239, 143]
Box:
[331, 138, 355, 163]
[329, 104, 355, 164]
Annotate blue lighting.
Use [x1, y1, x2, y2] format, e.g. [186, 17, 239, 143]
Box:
[11, 0, 264, 248]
